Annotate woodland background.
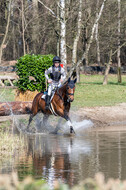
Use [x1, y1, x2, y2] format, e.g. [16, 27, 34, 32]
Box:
[0, 0, 126, 82]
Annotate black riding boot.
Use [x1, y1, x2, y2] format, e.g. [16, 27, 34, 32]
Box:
[45, 95, 51, 110]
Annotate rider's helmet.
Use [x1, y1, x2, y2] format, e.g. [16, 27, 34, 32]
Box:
[53, 56, 61, 64]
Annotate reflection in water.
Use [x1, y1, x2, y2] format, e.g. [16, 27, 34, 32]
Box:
[20, 134, 91, 187]
[1, 129, 126, 187]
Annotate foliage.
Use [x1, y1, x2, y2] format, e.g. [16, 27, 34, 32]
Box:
[16, 54, 54, 92]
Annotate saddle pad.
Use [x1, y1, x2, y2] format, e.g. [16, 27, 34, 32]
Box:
[41, 94, 46, 99]
[41, 91, 55, 101]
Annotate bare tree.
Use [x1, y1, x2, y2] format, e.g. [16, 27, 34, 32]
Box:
[21, 0, 26, 55]
[117, 0, 121, 83]
[32, 0, 39, 54]
[69, 0, 107, 78]
[60, 0, 67, 71]
[95, 0, 100, 65]
[0, 0, 12, 64]
[72, 0, 82, 82]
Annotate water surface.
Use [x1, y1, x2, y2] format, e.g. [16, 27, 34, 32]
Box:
[1, 126, 126, 187]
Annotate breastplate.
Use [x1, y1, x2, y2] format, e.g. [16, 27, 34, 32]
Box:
[50, 66, 61, 82]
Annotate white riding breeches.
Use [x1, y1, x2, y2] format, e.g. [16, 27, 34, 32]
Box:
[47, 82, 61, 96]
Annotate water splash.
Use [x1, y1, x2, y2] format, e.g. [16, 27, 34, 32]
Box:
[62, 119, 93, 135]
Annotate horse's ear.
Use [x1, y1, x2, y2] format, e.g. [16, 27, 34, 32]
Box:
[68, 77, 71, 83]
[74, 78, 77, 83]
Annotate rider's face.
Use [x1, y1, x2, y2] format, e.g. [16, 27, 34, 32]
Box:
[54, 62, 60, 67]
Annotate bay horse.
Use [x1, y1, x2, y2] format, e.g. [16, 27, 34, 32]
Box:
[27, 77, 77, 134]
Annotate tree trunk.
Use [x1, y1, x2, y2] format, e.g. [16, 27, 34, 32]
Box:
[32, 0, 39, 54]
[57, 2, 60, 56]
[103, 50, 112, 85]
[117, 0, 121, 83]
[60, 0, 67, 72]
[0, 102, 32, 116]
[21, 0, 26, 55]
[0, 0, 11, 64]
[95, 0, 100, 65]
[72, 0, 82, 82]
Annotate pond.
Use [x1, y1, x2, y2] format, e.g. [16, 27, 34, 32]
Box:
[1, 123, 126, 188]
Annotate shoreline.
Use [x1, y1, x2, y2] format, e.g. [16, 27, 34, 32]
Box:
[1, 103, 126, 130]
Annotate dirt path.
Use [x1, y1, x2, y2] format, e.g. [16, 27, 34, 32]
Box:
[74, 103, 126, 127]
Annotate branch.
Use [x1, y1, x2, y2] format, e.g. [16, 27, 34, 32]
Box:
[38, 0, 62, 22]
[112, 42, 126, 56]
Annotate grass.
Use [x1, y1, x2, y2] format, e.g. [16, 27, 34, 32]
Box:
[0, 88, 15, 102]
[72, 74, 126, 108]
[1, 74, 126, 108]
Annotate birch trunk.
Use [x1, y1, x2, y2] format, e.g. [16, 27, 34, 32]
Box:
[32, 0, 39, 54]
[0, 0, 11, 64]
[72, 0, 82, 82]
[69, 0, 107, 77]
[57, 2, 60, 56]
[60, 0, 67, 72]
[95, 0, 100, 65]
[21, 0, 26, 55]
[117, 0, 121, 83]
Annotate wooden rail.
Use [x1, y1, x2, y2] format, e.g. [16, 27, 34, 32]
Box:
[0, 75, 17, 87]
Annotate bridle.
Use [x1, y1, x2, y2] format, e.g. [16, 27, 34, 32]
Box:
[56, 82, 75, 101]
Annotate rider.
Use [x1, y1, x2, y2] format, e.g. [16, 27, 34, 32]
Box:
[44, 56, 66, 109]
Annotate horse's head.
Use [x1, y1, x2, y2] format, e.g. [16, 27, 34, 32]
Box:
[66, 78, 77, 102]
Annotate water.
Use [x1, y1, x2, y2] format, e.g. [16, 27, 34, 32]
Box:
[1, 119, 126, 187]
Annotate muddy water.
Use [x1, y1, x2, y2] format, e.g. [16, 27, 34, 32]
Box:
[1, 127, 126, 187]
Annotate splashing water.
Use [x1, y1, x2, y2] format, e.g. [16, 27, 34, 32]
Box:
[62, 119, 94, 135]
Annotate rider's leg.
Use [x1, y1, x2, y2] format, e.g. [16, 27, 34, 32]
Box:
[45, 85, 52, 109]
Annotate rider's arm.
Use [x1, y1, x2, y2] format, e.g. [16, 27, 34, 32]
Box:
[60, 67, 66, 81]
[45, 67, 52, 80]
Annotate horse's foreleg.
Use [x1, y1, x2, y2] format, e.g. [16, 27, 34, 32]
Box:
[64, 115, 75, 134]
[27, 114, 34, 130]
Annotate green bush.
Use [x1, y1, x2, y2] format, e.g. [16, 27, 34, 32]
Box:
[16, 54, 54, 92]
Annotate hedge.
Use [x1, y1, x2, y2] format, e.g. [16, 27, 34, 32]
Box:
[16, 54, 54, 92]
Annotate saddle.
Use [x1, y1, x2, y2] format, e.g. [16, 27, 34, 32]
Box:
[41, 90, 55, 102]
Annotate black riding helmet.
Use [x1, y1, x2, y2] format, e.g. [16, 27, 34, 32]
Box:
[53, 56, 61, 63]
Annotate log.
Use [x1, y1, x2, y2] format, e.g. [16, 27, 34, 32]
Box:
[0, 101, 32, 116]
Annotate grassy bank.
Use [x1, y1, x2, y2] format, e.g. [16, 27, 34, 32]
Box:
[1, 74, 126, 107]
[0, 121, 24, 159]
[73, 74, 126, 107]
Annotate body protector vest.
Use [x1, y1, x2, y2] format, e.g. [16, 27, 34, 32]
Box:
[50, 66, 61, 82]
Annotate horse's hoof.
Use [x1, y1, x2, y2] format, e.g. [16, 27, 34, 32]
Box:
[70, 127, 75, 134]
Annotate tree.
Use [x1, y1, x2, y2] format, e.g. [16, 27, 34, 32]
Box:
[71, 0, 82, 82]
[117, 0, 121, 83]
[69, 0, 107, 77]
[0, 0, 12, 64]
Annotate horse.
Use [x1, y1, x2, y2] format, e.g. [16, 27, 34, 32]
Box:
[27, 77, 77, 134]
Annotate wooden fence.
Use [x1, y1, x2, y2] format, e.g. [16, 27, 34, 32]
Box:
[0, 75, 18, 88]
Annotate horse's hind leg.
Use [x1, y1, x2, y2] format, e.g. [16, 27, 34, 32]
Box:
[27, 114, 34, 130]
